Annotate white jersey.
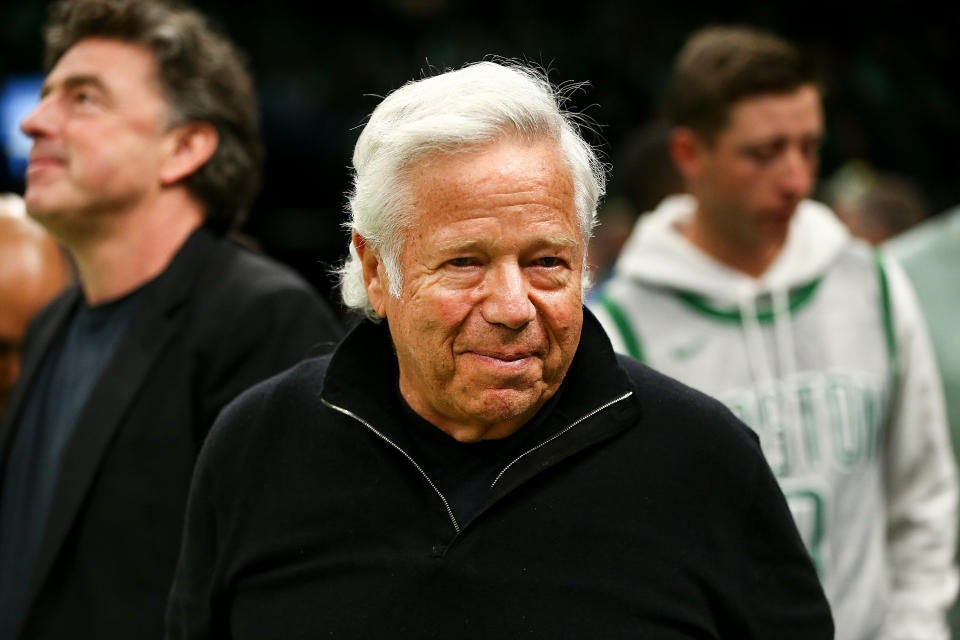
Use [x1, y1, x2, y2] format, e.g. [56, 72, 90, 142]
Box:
[590, 194, 957, 640]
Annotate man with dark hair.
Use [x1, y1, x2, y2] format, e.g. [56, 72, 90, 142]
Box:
[0, 1, 341, 638]
[166, 60, 832, 639]
[592, 26, 956, 639]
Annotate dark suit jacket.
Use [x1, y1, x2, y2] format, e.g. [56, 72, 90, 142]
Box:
[0, 228, 342, 639]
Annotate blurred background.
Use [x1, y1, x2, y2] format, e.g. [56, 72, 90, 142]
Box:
[2, 0, 958, 312]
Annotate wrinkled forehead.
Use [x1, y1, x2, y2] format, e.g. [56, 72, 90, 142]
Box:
[42, 38, 171, 117]
[405, 138, 577, 227]
[47, 37, 159, 82]
[404, 136, 579, 216]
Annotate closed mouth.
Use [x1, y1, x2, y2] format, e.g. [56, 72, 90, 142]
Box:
[471, 351, 535, 362]
[27, 155, 65, 170]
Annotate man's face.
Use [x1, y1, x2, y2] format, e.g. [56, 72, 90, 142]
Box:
[21, 38, 172, 229]
[364, 137, 584, 442]
[689, 84, 823, 251]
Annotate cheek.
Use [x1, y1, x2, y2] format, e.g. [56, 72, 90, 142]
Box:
[407, 285, 476, 330]
[556, 313, 583, 352]
[724, 167, 758, 194]
[389, 287, 475, 356]
[539, 294, 583, 355]
[753, 168, 781, 192]
[71, 127, 155, 181]
[69, 139, 121, 184]
[714, 172, 761, 216]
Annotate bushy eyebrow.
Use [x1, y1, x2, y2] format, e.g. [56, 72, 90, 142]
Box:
[40, 74, 109, 99]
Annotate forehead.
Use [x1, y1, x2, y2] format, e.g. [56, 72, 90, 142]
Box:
[719, 84, 823, 143]
[405, 137, 579, 233]
[45, 37, 163, 99]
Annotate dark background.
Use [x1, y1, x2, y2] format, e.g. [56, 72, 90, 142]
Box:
[2, 0, 958, 312]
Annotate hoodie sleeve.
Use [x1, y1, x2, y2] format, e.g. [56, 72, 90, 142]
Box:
[881, 256, 958, 640]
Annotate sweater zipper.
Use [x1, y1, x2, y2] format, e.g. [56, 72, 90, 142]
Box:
[321, 398, 462, 533]
[490, 391, 633, 488]
[321, 390, 634, 535]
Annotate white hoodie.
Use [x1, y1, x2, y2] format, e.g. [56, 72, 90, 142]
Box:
[590, 194, 957, 640]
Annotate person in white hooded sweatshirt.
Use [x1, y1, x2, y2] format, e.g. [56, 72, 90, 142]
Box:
[591, 26, 957, 640]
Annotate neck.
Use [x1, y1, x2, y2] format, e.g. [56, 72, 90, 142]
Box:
[63, 193, 205, 305]
[681, 209, 785, 279]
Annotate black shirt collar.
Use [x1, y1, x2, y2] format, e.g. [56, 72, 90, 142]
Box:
[321, 306, 637, 447]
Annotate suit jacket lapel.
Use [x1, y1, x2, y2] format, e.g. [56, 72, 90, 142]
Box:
[0, 289, 80, 467]
[25, 228, 218, 605]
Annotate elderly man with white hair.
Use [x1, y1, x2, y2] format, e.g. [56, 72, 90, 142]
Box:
[166, 60, 833, 639]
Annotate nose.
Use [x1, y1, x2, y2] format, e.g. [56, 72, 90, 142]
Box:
[21, 95, 56, 140]
[481, 261, 537, 329]
[779, 146, 815, 200]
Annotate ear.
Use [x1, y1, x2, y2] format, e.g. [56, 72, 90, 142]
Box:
[354, 232, 388, 318]
[669, 126, 705, 182]
[159, 122, 219, 186]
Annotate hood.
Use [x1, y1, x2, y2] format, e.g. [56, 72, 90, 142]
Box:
[606, 194, 853, 385]
[612, 194, 850, 304]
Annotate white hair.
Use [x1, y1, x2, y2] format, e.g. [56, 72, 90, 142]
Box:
[338, 60, 606, 320]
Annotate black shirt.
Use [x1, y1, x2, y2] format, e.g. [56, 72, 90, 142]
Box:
[165, 314, 834, 639]
[0, 285, 147, 637]
[395, 383, 564, 525]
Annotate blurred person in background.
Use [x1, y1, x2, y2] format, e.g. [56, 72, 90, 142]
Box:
[0, 1, 341, 638]
[824, 161, 929, 245]
[0, 193, 72, 418]
[886, 203, 960, 636]
[591, 25, 956, 640]
[587, 119, 684, 288]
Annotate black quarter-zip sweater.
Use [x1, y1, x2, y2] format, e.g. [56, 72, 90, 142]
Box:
[166, 310, 833, 639]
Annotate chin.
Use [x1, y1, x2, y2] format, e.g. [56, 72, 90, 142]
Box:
[23, 189, 62, 218]
[471, 387, 544, 425]
[23, 200, 57, 224]
[759, 215, 793, 243]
